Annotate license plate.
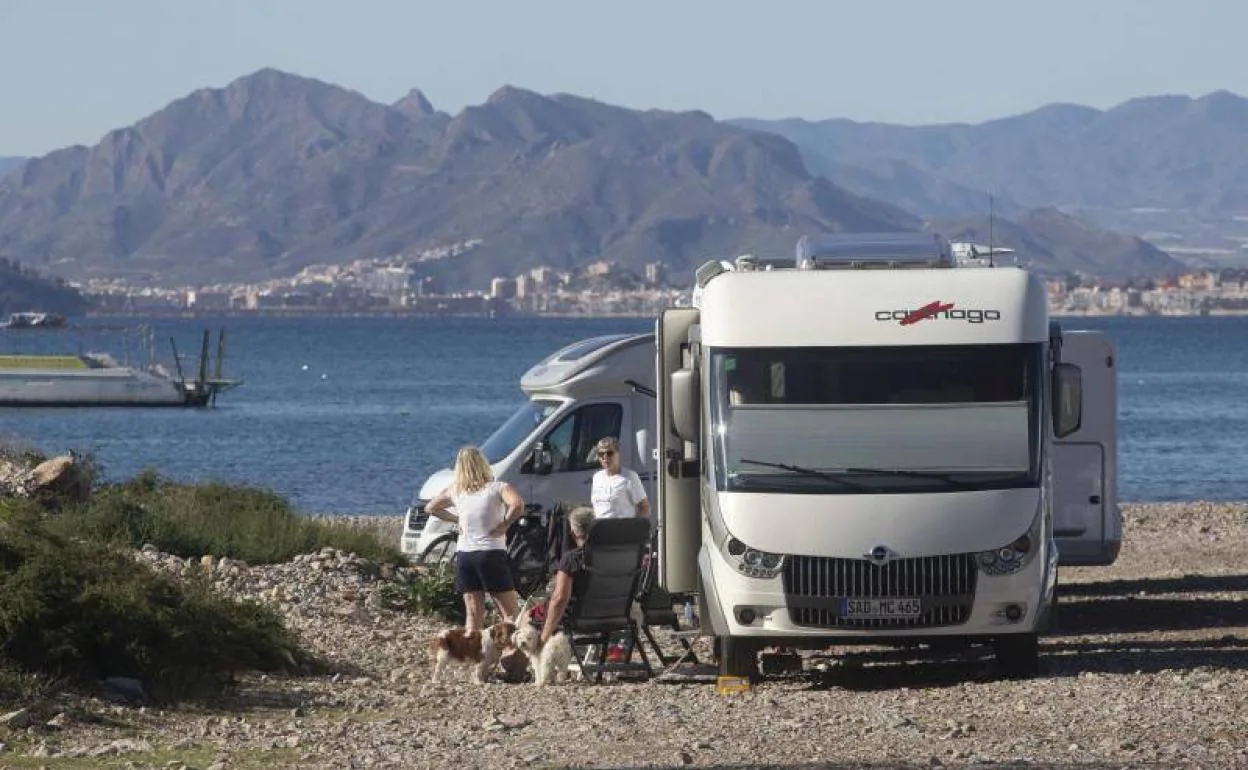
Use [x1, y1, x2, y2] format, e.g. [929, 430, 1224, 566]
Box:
[842, 598, 922, 618]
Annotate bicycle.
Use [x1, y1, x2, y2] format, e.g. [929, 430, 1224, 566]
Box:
[506, 504, 553, 598]
[414, 503, 553, 599]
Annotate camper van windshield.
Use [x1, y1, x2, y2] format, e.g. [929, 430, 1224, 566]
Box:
[480, 400, 560, 463]
[709, 344, 1043, 494]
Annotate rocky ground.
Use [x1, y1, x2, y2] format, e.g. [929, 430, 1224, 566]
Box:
[1, 502, 1246, 769]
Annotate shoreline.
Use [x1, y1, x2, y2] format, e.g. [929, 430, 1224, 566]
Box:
[78, 309, 1248, 321]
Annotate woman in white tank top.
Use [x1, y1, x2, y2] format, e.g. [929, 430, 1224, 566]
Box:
[425, 446, 525, 632]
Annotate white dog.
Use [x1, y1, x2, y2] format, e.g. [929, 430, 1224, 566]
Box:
[512, 610, 575, 686]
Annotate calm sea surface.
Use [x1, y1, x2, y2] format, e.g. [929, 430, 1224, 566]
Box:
[1, 315, 1245, 513]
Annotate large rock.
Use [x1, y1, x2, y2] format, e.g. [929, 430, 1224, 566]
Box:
[32, 454, 93, 504]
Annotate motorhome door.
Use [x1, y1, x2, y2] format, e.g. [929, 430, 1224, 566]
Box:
[1051, 330, 1122, 566]
[656, 307, 701, 594]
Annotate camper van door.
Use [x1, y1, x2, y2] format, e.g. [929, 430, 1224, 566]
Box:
[524, 399, 628, 512]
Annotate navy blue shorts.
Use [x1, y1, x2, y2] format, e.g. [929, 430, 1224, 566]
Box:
[455, 549, 515, 593]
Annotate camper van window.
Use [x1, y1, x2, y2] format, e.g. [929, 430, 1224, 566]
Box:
[539, 403, 624, 473]
[481, 400, 560, 463]
[709, 344, 1044, 495]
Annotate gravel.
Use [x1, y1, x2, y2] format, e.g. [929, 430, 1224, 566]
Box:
[2, 502, 1246, 769]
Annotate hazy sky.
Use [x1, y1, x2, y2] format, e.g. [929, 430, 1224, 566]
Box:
[0, 0, 1241, 156]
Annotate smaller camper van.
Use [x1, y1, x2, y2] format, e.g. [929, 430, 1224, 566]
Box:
[401, 333, 658, 559]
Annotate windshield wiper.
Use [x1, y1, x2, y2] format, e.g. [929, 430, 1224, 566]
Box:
[841, 467, 971, 489]
[737, 458, 868, 491]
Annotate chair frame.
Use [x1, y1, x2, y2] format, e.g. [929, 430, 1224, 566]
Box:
[558, 517, 656, 682]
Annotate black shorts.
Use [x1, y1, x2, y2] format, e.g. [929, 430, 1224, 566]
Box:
[455, 549, 515, 593]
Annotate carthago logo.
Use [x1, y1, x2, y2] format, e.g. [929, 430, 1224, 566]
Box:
[876, 300, 1002, 325]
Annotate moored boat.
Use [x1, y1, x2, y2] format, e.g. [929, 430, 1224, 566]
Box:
[0, 312, 70, 330]
[0, 328, 241, 407]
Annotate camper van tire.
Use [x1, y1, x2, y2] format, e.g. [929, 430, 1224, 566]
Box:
[718, 636, 761, 682]
[993, 633, 1040, 679]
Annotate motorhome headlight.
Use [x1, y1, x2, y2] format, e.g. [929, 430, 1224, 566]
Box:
[977, 521, 1040, 576]
[724, 537, 785, 579]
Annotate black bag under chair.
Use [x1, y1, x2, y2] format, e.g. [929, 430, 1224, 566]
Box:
[562, 517, 655, 682]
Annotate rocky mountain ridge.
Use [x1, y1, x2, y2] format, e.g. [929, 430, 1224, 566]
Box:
[0, 71, 1201, 287]
[735, 91, 1248, 267]
[0, 70, 914, 289]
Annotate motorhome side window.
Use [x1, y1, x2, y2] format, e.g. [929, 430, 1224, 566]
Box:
[539, 403, 623, 473]
[709, 345, 1044, 494]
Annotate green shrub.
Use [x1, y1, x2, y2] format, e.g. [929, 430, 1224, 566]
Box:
[0, 509, 307, 702]
[379, 569, 465, 623]
[47, 472, 403, 565]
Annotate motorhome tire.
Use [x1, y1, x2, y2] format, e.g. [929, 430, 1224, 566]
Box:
[718, 636, 760, 682]
[993, 632, 1040, 678]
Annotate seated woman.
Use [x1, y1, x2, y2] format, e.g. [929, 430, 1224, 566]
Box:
[537, 505, 596, 646]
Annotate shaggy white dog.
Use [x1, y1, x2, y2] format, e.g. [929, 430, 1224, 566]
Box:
[512, 610, 575, 686]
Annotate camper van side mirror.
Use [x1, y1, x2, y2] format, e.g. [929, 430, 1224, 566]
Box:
[670, 368, 700, 441]
[529, 441, 554, 475]
[1053, 363, 1083, 438]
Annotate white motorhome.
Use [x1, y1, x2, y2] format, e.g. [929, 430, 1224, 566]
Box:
[658, 232, 1119, 679]
[400, 232, 1120, 680]
[401, 333, 658, 559]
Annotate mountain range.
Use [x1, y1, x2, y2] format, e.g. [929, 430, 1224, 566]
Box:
[1, 69, 1227, 289]
[734, 91, 1248, 264]
[0, 70, 915, 289]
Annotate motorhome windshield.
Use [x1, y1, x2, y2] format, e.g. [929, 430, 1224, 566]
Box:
[480, 400, 560, 463]
[710, 344, 1043, 494]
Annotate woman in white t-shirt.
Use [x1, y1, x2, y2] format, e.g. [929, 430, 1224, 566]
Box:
[589, 436, 650, 519]
[425, 445, 525, 632]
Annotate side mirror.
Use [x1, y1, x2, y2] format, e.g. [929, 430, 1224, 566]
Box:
[1052, 362, 1083, 438]
[529, 440, 553, 475]
[670, 367, 700, 441]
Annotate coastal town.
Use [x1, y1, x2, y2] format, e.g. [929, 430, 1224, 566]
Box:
[78, 241, 1248, 318]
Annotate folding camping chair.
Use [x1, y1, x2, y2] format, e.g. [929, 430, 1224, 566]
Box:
[562, 517, 655, 682]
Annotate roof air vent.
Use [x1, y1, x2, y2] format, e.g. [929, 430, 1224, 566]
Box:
[796, 232, 953, 270]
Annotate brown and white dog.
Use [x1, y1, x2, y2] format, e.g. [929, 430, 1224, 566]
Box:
[428, 621, 517, 684]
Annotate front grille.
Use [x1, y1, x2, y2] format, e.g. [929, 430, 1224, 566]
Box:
[783, 553, 978, 629]
[407, 505, 429, 530]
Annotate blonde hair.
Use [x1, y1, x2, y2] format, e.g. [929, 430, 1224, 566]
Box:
[568, 506, 596, 539]
[452, 445, 494, 494]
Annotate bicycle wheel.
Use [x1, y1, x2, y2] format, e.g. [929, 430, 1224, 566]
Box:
[418, 532, 459, 577]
